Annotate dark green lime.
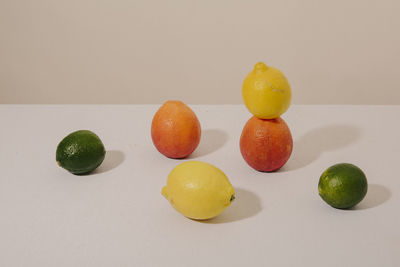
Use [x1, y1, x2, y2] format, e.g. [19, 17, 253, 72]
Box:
[56, 130, 106, 175]
[318, 163, 368, 209]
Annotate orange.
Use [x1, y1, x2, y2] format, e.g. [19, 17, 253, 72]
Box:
[151, 100, 201, 159]
[240, 116, 293, 172]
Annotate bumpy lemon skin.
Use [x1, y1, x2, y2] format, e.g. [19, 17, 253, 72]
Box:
[162, 161, 235, 220]
[242, 62, 292, 119]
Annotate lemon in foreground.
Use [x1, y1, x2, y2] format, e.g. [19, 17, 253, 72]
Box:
[242, 62, 291, 119]
[56, 130, 106, 175]
[318, 163, 368, 209]
[162, 161, 235, 220]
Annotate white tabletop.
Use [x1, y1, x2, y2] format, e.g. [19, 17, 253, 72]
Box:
[0, 105, 399, 267]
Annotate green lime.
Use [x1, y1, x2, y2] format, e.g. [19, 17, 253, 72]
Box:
[56, 130, 106, 175]
[318, 163, 368, 209]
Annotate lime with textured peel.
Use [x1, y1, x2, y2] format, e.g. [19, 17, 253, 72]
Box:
[318, 163, 368, 209]
[162, 161, 235, 220]
[56, 130, 106, 175]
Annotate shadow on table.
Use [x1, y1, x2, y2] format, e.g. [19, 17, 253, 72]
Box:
[281, 124, 361, 172]
[92, 150, 125, 174]
[201, 188, 262, 224]
[188, 129, 229, 158]
[352, 184, 391, 210]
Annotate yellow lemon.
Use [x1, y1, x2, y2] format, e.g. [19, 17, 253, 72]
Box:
[242, 62, 292, 119]
[162, 161, 235, 220]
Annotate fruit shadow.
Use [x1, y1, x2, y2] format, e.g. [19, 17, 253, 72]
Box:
[188, 129, 229, 158]
[200, 188, 262, 224]
[92, 150, 125, 174]
[281, 124, 361, 172]
[351, 184, 391, 210]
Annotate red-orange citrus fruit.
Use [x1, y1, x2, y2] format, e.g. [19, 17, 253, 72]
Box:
[240, 116, 293, 172]
[151, 100, 201, 159]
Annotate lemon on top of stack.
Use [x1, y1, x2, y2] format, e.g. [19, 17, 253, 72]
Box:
[242, 62, 292, 119]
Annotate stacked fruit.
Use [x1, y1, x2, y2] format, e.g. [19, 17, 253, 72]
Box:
[240, 62, 293, 171]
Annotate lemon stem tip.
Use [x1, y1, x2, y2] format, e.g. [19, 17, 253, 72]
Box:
[161, 186, 168, 199]
[254, 62, 267, 72]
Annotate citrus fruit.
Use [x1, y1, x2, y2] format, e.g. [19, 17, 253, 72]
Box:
[318, 163, 368, 209]
[240, 116, 293, 172]
[242, 62, 292, 119]
[161, 161, 235, 220]
[151, 100, 201, 159]
[56, 130, 106, 175]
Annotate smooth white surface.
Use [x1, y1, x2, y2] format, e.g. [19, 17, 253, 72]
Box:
[0, 105, 399, 266]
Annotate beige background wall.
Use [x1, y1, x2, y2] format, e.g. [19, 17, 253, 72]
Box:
[1, 0, 399, 104]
